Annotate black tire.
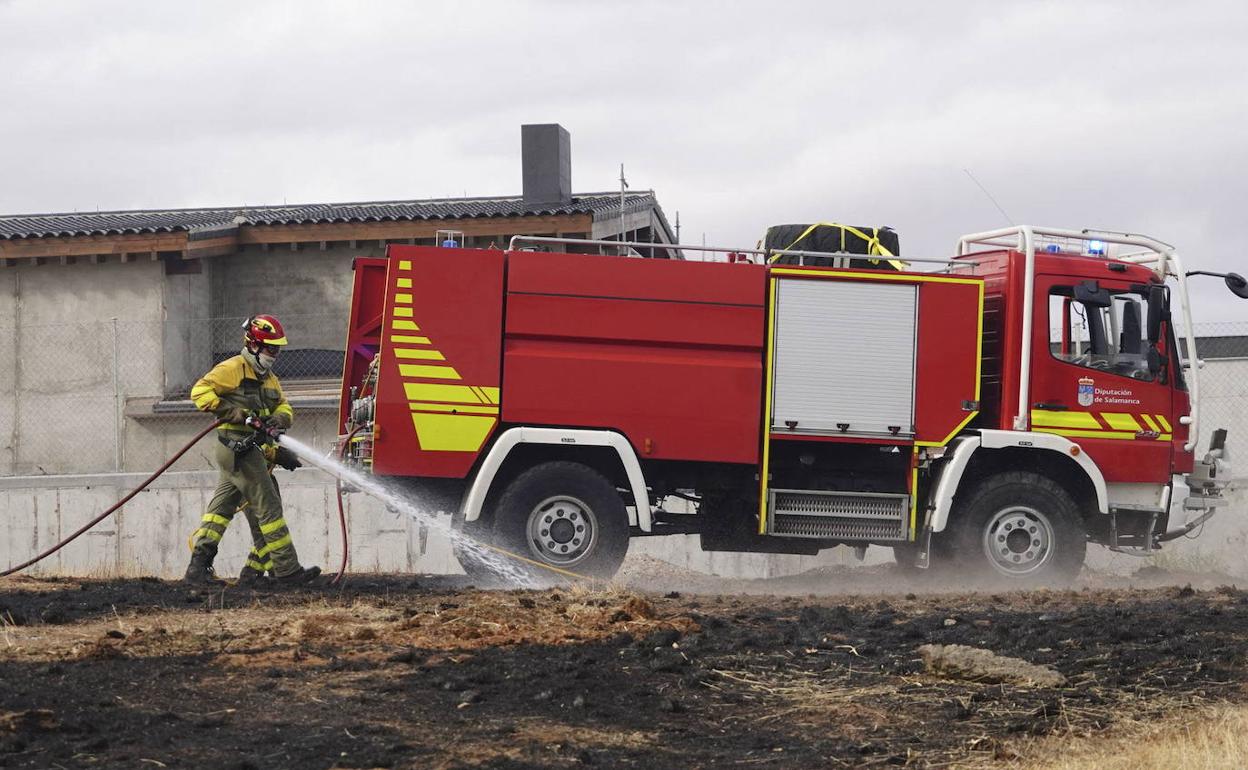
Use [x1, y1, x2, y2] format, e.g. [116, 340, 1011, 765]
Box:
[945, 471, 1087, 586]
[450, 509, 500, 584]
[490, 461, 630, 583]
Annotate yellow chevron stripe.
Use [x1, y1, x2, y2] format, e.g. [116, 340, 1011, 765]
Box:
[394, 348, 445, 360]
[390, 335, 431, 344]
[1035, 427, 1172, 442]
[392, 320, 421, 331]
[1101, 412, 1142, 431]
[403, 383, 482, 403]
[1140, 413, 1160, 431]
[480, 386, 500, 404]
[1035, 428, 1137, 441]
[399, 364, 461, 380]
[1030, 411, 1100, 430]
[1156, 415, 1172, 432]
[410, 402, 499, 415]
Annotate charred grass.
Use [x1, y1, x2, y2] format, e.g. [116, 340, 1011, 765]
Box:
[1, 574, 1247, 768]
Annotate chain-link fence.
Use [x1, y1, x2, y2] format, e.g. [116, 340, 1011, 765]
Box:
[0, 314, 345, 477]
[1, 316, 1246, 479]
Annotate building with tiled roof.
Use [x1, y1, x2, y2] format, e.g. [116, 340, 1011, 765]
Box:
[0, 125, 679, 476]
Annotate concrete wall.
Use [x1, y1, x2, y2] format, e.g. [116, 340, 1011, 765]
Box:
[7, 467, 1241, 582]
[0, 270, 17, 475]
[209, 244, 383, 353]
[1, 259, 167, 476]
[0, 470, 851, 581]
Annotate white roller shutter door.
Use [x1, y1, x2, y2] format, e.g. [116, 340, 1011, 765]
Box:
[772, 278, 916, 437]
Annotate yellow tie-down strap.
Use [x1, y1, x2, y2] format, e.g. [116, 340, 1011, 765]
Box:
[766, 222, 908, 270]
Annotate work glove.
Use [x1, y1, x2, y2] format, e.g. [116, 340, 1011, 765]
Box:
[273, 445, 302, 472]
[215, 406, 250, 425]
[266, 412, 293, 430]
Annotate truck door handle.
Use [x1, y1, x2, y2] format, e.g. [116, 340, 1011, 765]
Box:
[1033, 401, 1068, 411]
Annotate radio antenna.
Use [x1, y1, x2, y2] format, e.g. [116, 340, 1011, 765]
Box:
[963, 168, 1014, 225]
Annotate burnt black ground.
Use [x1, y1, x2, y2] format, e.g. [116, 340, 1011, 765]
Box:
[2, 573, 1247, 769]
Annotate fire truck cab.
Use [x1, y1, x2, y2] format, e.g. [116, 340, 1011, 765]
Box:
[338, 225, 1234, 585]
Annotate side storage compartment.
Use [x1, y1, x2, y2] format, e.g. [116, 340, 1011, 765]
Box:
[760, 268, 983, 542]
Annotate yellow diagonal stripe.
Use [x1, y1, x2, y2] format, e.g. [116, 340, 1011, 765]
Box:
[394, 348, 445, 360]
[410, 402, 499, 415]
[399, 364, 461, 380]
[403, 383, 482, 403]
[480, 386, 500, 405]
[1101, 413, 1142, 431]
[390, 335, 431, 344]
[1036, 428, 1137, 441]
[1140, 414, 1160, 431]
[392, 320, 421, 331]
[412, 413, 496, 452]
[1030, 411, 1100, 430]
[1156, 415, 1172, 432]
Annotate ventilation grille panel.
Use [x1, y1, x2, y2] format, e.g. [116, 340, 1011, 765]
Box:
[768, 489, 909, 542]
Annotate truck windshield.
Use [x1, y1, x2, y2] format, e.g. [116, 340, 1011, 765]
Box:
[1049, 288, 1153, 381]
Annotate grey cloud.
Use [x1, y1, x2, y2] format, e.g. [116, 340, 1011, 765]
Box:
[1, 0, 1246, 321]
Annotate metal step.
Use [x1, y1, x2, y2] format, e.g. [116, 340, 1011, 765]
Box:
[767, 488, 910, 541]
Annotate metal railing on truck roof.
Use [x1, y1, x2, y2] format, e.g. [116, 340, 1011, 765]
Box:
[505, 235, 962, 266]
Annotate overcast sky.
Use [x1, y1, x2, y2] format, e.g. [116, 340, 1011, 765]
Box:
[2, 0, 1246, 323]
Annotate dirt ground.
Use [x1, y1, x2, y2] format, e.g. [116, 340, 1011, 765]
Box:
[2, 561, 1247, 769]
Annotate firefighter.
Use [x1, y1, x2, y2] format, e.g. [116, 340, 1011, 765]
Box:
[183, 315, 321, 585]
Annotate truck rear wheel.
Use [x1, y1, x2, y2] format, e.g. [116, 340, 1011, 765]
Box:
[490, 461, 630, 583]
[945, 471, 1086, 586]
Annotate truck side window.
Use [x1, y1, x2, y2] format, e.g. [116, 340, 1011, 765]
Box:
[1048, 289, 1153, 381]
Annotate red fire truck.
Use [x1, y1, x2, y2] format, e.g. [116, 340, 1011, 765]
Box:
[337, 225, 1238, 585]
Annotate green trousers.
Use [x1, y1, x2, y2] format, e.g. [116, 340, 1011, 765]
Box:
[190, 438, 301, 577]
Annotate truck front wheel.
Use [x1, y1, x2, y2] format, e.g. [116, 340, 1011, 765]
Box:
[945, 471, 1087, 586]
[490, 461, 630, 583]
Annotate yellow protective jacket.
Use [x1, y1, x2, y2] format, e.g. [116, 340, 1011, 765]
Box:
[190, 354, 294, 434]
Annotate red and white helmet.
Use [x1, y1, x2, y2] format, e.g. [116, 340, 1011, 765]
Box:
[243, 314, 288, 348]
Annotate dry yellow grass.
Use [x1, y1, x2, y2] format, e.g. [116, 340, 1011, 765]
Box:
[1009, 704, 1248, 770]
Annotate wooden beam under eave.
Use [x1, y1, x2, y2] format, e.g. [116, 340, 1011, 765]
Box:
[0, 231, 188, 260]
[184, 233, 239, 260]
[234, 214, 594, 246]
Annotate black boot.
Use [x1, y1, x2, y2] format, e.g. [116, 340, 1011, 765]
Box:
[183, 550, 219, 584]
[236, 566, 267, 586]
[273, 565, 322, 585]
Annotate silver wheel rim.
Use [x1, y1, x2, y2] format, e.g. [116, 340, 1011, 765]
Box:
[526, 495, 597, 566]
[981, 505, 1055, 576]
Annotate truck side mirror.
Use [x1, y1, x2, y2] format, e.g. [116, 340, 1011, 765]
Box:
[1146, 285, 1166, 344]
[1226, 273, 1248, 299]
[1074, 280, 1111, 308]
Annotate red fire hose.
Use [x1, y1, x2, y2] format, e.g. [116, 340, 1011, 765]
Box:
[330, 425, 368, 586]
[1, 419, 226, 578]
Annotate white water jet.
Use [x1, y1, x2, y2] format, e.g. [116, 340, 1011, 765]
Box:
[276, 435, 538, 588]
